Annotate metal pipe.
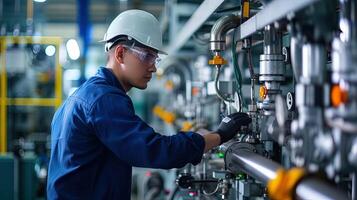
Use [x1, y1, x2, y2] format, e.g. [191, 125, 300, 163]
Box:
[210, 14, 240, 52]
[225, 145, 348, 200]
[227, 148, 281, 184]
[339, 0, 357, 43]
[263, 25, 282, 55]
[296, 177, 348, 200]
[301, 44, 325, 84]
[290, 37, 303, 81]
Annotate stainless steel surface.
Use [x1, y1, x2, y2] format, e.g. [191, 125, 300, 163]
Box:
[235, 0, 319, 40]
[338, 0, 357, 43]
[348, 138, 357, 166]
[258, 25, 285, 116]
[332, 38, 357, 82]
[210, 15, 240, 51]
[296, 177, 349, 200]
[295, 84, 321, 107]
[226, 145, 348, 200]
[226, 146, 280, 184]
[263, 25, 282, 55]
[291, 37, 303, 81]
[301, 44, 325, 84]
[259, 56, 285, 76]
[275, 94, 288, 128]
[166, 0, 224, 54]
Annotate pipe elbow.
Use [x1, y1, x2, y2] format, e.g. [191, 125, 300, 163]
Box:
[210, 15, 240, 52]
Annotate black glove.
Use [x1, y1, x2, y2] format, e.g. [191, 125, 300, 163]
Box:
[216, 112, 252, 144]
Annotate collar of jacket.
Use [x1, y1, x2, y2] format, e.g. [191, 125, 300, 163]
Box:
[97, 67, 125, 92]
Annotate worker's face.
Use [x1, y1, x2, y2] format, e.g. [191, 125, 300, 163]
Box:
[117, 45, 158, 90]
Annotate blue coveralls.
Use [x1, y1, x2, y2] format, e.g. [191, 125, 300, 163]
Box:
[47, 67, 205, 199]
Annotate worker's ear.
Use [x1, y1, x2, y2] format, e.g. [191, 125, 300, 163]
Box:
[114, 45, 125, 64]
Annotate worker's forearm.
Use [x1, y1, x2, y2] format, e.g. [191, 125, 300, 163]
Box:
[202, 132, 221, 153]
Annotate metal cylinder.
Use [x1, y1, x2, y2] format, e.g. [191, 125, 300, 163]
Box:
[229, 149, 280, 184]
[258, 24, 285, 116]
[301, 44, 326, 84]
[263, 25, 282, 55]
[225, 143, 348, 200]
[296, 177, 348, 200]
[339, 0, 357, 43]
[290, 37, 303, 81]
[210, 15, 240, 51]
[259, 55, 285, 81]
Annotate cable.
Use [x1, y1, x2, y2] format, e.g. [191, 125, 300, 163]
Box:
[168, 186, 179, 200]
[214, 66, 235, 103]
[231, 29, 245, 110]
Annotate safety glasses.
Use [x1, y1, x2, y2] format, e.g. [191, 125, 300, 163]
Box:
[123, 45, 161, 66]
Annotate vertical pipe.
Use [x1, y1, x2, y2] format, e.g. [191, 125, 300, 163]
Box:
[290, 37, 302, 81]
[301, 44, 325, 84]
[226, 148, 349, 200]
[263, 25, 282, 55]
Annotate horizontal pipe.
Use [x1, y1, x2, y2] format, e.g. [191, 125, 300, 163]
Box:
[225, 145, 348, 200]
[230, 149, 280, 184]
[296, 177, 348, 200]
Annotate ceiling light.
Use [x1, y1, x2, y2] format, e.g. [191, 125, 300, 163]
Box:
[66, 39, 80, 60]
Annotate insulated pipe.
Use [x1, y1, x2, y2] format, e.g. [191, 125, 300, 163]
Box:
[225, 144, 348, 200]
[210, 15, 240, 52]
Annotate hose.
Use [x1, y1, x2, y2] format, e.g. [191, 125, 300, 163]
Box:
[231, 29, 244, 111]
[214, 65, 235, 103]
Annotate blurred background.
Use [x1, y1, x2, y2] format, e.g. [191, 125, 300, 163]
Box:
[1, 0, 356, 200]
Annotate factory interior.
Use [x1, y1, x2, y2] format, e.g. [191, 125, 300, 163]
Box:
[1, 0, 357, 199]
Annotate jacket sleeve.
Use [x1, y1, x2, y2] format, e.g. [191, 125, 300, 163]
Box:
[88, 93, 205, 169]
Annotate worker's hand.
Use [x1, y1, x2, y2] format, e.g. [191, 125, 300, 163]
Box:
[216, 112, 251, 144]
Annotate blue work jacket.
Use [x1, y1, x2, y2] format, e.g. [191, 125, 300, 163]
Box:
[47, 67, 205, 200]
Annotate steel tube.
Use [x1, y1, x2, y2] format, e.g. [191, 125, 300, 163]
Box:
[228, 149, 280, 184]
[210, 15, 240, 51]
[296, 177, 349, 200]
[226, 147, 348, 200]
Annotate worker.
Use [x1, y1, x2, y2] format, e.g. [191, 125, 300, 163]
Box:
[47, 9, 251, 199]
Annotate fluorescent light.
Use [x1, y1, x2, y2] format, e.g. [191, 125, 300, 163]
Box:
[66, 39, 80, 60]
[33, 0, 46, 2]
[45, 45, 56, 56]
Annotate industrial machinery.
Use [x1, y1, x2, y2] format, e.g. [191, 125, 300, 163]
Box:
[0, 36, 62, 200]
[151, 0, 357, 199]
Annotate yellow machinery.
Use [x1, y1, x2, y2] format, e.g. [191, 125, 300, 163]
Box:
[0, 36, 62, 153]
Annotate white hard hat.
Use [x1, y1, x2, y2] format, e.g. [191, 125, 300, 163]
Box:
[101, 9, 167, 55]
